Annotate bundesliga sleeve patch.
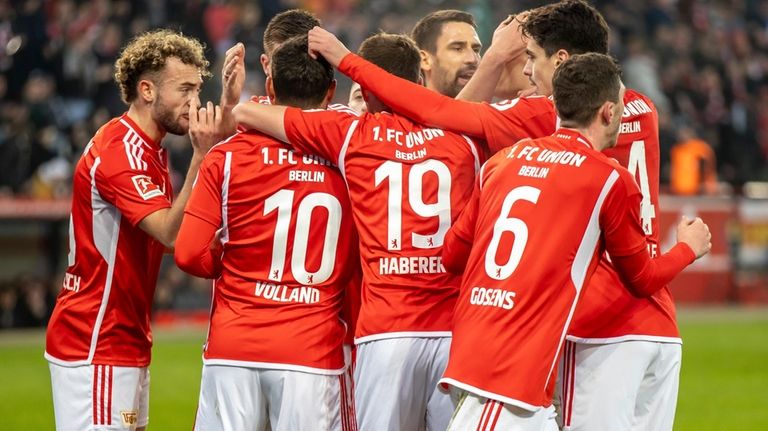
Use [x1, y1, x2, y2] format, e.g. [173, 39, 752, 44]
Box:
[131, 174, 164, 200]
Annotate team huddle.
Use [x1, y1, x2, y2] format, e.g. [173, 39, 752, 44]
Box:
[44, 1, 712, 430]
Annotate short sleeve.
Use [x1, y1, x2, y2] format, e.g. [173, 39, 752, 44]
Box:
[283, 108, 358, 165]
[95, 143, 171, 227]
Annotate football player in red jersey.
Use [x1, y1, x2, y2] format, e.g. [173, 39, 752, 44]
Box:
[45, 30, 240, 431]
[233, 33, 482, 431]
[410, 10, 481, 98]
[176, 35, 357, 431]
[440, 53, 710, 430]
[308, 1, 685, 427]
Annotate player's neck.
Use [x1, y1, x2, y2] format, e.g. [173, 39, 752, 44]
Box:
[366, 96, 387, 114]
[127, 103, 166, 144]
[559, 122, 607, 151]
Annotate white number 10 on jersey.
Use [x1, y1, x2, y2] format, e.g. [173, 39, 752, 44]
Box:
[263, 190, 342, 285]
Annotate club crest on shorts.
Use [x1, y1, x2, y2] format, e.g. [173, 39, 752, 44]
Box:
[131, 174, 164, 200]
[120, 410, 138, 426]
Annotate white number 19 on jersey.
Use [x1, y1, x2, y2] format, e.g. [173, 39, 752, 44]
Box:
[375, 159, 452, 250]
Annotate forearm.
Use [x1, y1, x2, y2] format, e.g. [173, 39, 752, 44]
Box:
[232, 102, 288, 142]
[456, 52, 507, 103]
[338, 53, 486, 137]
[612, 243, 696, 297]
[442, 230, 473, 274]
[174, 213, 221, 279]
[138, 155, 203, 248]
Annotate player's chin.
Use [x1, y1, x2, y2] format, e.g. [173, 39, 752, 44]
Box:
[168, 119, 190, 136]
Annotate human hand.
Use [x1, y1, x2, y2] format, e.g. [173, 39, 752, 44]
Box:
[188, 100, 222, 157]
[308, 26, 351, 67]
[488, 12, 528, 63]
[221, 43, 245, 109]
[676, 216, 712, 259]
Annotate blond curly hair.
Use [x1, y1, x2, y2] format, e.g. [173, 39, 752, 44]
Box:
[114, 29, 211, 104]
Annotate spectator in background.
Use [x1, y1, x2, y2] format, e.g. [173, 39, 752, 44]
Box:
[671, 125, 719, 195]
[3, 0, 768, 193]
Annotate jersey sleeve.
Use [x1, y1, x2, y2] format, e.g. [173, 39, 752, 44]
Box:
[601, 168, 695, 296]
[175, 151, 225, 279]
[485, 98, 558, 154]
[174, 212, 222, 279]
[443, 179, 480, 274]
[95, 142, 171, 227]
[337, 54, 556, 156]
[283, 107, 357, 165]
[185, 151, 225, 226]
[338, 54, 491, 139]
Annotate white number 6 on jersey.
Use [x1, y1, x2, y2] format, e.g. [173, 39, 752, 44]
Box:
[485, 186, 540, 280]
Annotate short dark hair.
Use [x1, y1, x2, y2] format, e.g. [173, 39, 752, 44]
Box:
[552, 53, 621, 126]
[522, 0, 609, 57]
[358, 33, 421, 83]
[411, 10, 476, 53]
[263, 9, 320, 57]
[270, 35, 333, 109]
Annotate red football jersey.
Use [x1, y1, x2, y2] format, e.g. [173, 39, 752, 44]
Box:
[283, 108, 481, 343]
[441, 129, 654, 410]
[46, 114, 172, 367]
[335, 55, 680, 342]
[567, 89, 680, 343]
[337, 53, 557, 154]
[183, 131, 357, 373]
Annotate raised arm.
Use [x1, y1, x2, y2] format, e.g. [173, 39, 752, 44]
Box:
[138, 100, 220, 248]
[308, 26, 488, 138]
[456, 13, 528, 103]
[232, 102, 289, 142]
[219, 42, 246, 138]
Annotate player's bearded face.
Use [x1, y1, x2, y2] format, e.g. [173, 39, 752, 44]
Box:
[152, 89, 188, 135]
[430, 22, 481, 97]
[151, 59, 203, 136]
[432, 58, 478, 98]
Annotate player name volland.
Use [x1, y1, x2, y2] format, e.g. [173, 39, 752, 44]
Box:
[379, 256, 446, 275]
[254, 281, 320, 304]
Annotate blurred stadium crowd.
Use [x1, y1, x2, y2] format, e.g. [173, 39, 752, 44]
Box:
[2, 0, 767, 328]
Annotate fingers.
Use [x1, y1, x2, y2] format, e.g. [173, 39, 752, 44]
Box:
[189, 98, 200, 126]
[224, 42, 245, 59]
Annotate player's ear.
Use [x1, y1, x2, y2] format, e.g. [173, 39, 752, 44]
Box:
[265, 76, 276, 103]
[600, 100, 614, 125]
[419, 49, 432, 72]
[260, 53, 271, 77]
[554, 49, 569, 67]
[323, 79, 337, 108]
[138, 79, 155, 103]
